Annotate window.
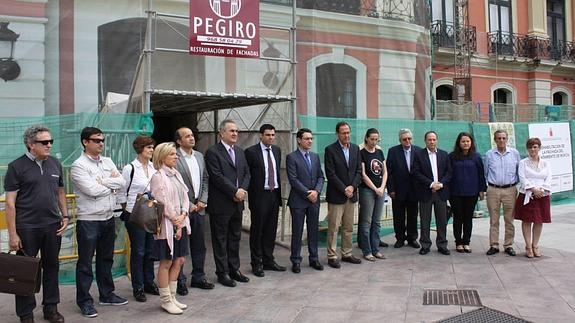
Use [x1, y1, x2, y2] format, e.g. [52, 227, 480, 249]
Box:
[553, 91, 567, 105]
[547, 0, 565, 60]
[488, 0, 513, 55]
[436, 85, 454, 100]
[431, 0, 455, 47]
[493, 88, 511, 104]
[316, 64, 357, 118]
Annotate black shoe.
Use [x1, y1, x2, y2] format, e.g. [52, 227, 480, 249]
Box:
[438, 247, 451, 255]
[407, 240, 421, 248]
[341, 255, 362, 264]
[419, 247, 430, 255]
[229, 270, 250, 283]
[486, 247, 500, 255]
[99, 293, 128, 306]
[379, 240, 389, 248]
[252, 265, 265, 277]
[43, 310, 64, 323]
[79, 304, 98, 318]
[504, 247, 516, 256]
[309, 260, 324, 271]
[263, 262, 287, 272]
[176, 281, 188, 296]
[133, 288, 147, 302]
[394, 240, 405, 248]
[291, 263, 301, 273]
[20, 316, 35, 323]
[328, 258, 341, 269]
[190, 278, 215, 290]
[217, 274, 237, 287]
[143, 282, 160, 295]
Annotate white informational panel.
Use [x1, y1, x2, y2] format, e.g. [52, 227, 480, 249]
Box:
[528, 123, 573, 193]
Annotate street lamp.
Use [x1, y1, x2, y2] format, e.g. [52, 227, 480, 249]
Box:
[262, 42, 281, 89]
[0, 22, 21, 81]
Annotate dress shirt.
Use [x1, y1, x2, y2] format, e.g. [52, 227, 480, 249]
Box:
[427, 148, 439, 184]
[518, 157, 552, 205]
[484, 147, 521, 186]
[260, 142, 278, 190]
[403, 148, 411, 171]
[339, 141, 350, 165]
[179, 148, 200, 199]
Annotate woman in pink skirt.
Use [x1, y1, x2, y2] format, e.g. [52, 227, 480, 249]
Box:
[514, 138, 552, 258]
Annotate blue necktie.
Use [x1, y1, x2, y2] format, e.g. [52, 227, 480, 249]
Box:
[305, 152, 312, 173]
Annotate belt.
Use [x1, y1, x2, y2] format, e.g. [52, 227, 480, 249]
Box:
[488, 183, 516, 189]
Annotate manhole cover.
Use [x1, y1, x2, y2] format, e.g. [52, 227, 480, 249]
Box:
[423, 289, 482, 306]
[436, 307, 532, 323]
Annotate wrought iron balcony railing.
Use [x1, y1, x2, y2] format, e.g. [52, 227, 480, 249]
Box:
[431, 20, 477, 52]
[488, 32, 575, 63]
[297, 0, 430, 27]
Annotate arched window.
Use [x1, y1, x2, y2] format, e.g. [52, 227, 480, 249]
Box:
[553, 91, 567, 105]
[316, 63, 357, 118]
[436, 84, 454, 101]
[493, 88, 512, 104]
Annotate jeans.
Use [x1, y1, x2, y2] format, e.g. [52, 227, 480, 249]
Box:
[358, 187, 384, 256]
[125, 220, 155, 290]
[76, 218, 116, 307]
[450, 196, 479, 245]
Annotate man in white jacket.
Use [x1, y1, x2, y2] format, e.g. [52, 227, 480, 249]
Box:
[71, 127, 127, 318]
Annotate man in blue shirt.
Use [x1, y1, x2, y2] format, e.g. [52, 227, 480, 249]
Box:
[483, 130, 521, 256]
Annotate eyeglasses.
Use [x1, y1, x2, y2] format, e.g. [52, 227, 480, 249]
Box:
[35, 139, 54, 145]
[88, 138, 105, 144]
[401, 137, 413, 141]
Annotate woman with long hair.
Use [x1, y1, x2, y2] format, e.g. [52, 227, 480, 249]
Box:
[150, 142, 190, 314]
[358, 128, 388, 261]
[448, 132, 486, 253]
[514, 138, 552, 258]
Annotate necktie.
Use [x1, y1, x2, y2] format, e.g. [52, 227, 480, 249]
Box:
[305, 152, 312, 174]
[228, 147, 235, 165]
[266, 148, 275, 190]
[405, 149, 410, 172]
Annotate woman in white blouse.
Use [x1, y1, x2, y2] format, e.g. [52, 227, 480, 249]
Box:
[118, 135, 158, 302]
[514, 138, 552, 258]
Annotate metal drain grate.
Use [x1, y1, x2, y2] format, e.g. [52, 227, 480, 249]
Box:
[436, 307, 532, 323]
[423, 289, 482, 306]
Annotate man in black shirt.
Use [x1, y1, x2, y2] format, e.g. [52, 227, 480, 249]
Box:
[4, 126, 70, 323]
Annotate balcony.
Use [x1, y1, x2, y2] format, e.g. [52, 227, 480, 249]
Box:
[296, 0, 430, 27]
[431, 20, 477, 52]
[488, 32, 575, 64]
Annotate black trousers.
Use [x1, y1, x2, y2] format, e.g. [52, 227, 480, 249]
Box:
[15, 223, 62, 319]
[178, 211, 208, 284]
[249, 191, 280, 266]
[209, 209, 242, 276]
[419, 193, 448, 249]
[289, 203, 320, 264]
[392, 198, 419, 242]
[450, 196, 478, 245]
[76, 218, 116, 307]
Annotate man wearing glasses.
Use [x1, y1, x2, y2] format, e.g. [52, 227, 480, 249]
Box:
[71, 127, 127, 318]
[386, 128, 421, 249]
[4, 126, 69, 323]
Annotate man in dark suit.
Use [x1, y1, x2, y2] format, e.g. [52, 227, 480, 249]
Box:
[386, 128, 421, 249]
[412, 131, 452, 256]
[174, 127, 215, 295]
[205, 119, 251, 287]
[245, 124, 286, 277]
[324, 121, 363, 268]
[286, 128, 325, 273]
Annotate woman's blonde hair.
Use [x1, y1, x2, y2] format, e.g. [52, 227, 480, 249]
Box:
[152, 142, 176, 170]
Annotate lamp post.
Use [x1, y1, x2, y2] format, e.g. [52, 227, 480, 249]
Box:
[262, 43, 281, 89]
[0, 22, 21, 81]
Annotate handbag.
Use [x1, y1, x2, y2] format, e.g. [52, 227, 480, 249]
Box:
[0, 251, 41, 296]
[129, 192, 165, 234]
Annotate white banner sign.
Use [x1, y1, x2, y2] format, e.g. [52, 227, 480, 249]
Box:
[528, 123, 573, 193]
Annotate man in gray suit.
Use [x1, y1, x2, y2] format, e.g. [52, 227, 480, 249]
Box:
[175, 127, 215, 294]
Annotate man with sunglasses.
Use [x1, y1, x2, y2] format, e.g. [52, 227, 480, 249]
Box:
[71, 127, 127, 318]
[386, 128, 421, 249]
[4, 126, 69, 323]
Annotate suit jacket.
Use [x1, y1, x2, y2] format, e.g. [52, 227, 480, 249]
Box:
[205, 142, 250, 215]
[286, 149, 324, 208]
[386, 144, 421, 201]
[412, 147, 452, 202]
[324, 141, 362, 204]
[176, 148, 208, 215]
[245, 143, 282, 207]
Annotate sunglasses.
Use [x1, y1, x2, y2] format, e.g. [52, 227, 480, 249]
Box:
[88, 138, 105, 144]
[35, 139, 54, 145]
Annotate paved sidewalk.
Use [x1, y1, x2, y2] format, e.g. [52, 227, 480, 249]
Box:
[1, 204, 574, 323]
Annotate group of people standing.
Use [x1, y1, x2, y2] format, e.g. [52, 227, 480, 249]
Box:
[4, 122, 552, 322]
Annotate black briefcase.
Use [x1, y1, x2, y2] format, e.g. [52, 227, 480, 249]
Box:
[0, 251, 41, 296]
